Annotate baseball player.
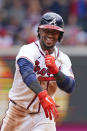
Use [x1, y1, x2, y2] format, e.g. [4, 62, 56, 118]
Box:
[1, 12, 75, 131]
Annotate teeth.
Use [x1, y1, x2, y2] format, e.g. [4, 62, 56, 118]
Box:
[47, 37, 53, 40]
[47, 38, 50, 40]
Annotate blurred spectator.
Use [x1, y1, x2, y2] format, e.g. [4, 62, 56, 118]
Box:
[78, 0, 87, 18]
[57, 0, 70, 24]
[0, 9, 8, 27]
[76, 29, 87, 46]
[0, 0, 5, 9]
[8, 0, 25, 26]
[39, 0, 54, 13]
[78, 0, 87, 31]
[2, 0, 13, 9]
[69, 0, 87, 31]
[63, 14, 87, 46]
[17, 24, 37, 45]
[47, 0, 60, 13]
[62, 13, 80, 46]
[6, 16, 22, 45]
[24, 0, 41, 25]
[18, 0, 41, 44]
[0, 28, 13, 47]
[69, 0, 78, 16]
[0, 0, 86, 46]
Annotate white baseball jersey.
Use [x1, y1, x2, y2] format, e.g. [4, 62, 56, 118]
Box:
[9, 40, 74, 113]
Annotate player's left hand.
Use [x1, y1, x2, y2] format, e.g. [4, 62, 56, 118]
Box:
[38, 90, 59, 120]
[45, 50, 59, 74]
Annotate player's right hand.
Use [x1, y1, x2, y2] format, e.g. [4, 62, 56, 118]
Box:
[45, 50, 59, 74]
[38, 90, 59, 120]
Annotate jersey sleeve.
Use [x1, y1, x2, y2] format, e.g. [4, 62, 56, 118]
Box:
[60, 52, 74, 78]
[16, 44, 36, 65]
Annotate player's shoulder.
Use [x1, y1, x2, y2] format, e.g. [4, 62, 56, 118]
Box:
[21, 41, 38, 50]
[16, 41, 40, 61]
[59, 50, 69, 59]
[58, 49, 71, 64]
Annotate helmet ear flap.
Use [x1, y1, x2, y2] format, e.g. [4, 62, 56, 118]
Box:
[58, 32, 64, 42]
[37, 28, 40, 39]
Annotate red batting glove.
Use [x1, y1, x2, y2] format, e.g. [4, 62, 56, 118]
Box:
[45, 50, 59, 74]
[38, 90, 59, 120]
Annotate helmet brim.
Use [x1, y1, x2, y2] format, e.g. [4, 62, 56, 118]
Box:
[39, 25, 64, 32]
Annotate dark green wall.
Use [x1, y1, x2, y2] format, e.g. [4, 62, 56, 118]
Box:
[64, 56, 87, 123]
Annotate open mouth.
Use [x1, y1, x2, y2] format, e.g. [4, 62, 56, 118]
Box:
[45, 37, 54, 45]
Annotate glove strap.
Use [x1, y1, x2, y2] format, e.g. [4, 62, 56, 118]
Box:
[38, 90, 48, 99]
[49, 66, 59, 74]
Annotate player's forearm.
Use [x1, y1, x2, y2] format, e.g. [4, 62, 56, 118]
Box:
[17, 58, 43, 94]
[54, 71, 75, 93]
[25, 79, 43, 94]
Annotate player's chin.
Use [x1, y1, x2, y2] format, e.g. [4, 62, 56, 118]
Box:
[45, 42, 56, 47]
